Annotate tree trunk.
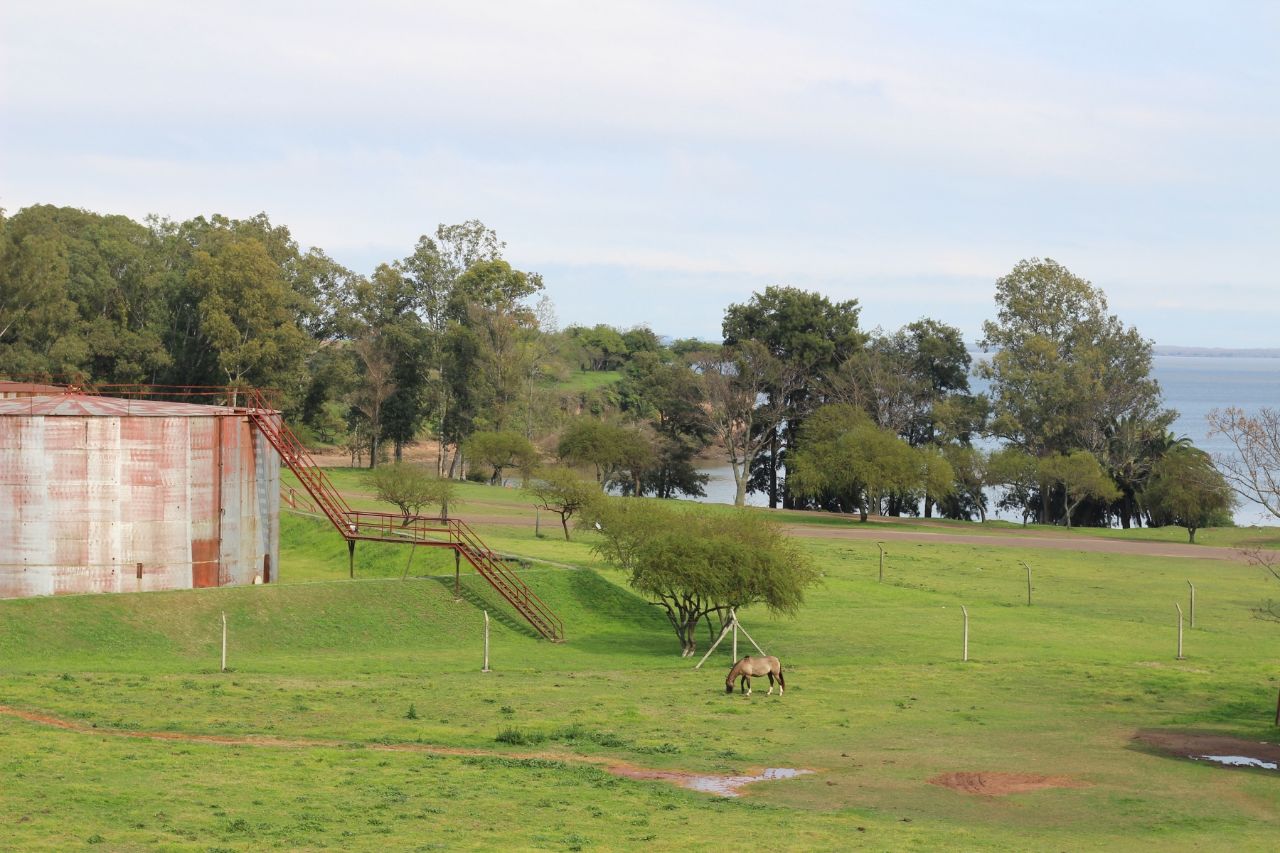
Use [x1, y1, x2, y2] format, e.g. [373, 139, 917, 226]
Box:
[369, 435, 378, 469]
[560, 514, 570, 540]
[768, 430, 779, 509]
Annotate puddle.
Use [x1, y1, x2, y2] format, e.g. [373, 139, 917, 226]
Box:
[609, 764, 814, 796]
[1135, 730, 1280, 772]
[684, 767, 813, 797]
[1196, 755, 1278, 770]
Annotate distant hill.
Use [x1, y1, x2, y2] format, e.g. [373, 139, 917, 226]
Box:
[1154, 346, 1280, 358]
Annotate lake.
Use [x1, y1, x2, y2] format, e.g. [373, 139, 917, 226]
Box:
[695, 355, 1280, 524]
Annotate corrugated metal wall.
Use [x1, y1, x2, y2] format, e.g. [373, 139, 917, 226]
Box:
[0, 410, 279, 599]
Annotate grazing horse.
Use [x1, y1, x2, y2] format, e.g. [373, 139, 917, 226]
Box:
[725, 655, 784, 696]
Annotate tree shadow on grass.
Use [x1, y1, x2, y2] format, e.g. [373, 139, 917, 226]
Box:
[428, 575, 541, 641]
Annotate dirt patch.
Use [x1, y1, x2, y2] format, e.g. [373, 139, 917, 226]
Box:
[928, 772, 1089, 796]
[0, 703, 814, 797]
[1134, 730, 1280, 769]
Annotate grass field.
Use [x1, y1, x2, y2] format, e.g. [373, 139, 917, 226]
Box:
[3, 479, 1280, 850]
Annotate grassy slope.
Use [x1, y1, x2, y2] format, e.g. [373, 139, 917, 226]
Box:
[2, 483, 1280, 850]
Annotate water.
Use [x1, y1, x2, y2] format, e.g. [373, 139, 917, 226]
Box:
[694, 355, 1280, 524]
[1195, 754, 1278, 770]
[683, 767, 813, 796]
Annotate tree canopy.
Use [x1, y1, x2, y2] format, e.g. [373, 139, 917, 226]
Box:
[587, 499, 819, 655]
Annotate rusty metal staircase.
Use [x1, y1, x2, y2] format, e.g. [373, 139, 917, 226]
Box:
[242, 389, 564, 642]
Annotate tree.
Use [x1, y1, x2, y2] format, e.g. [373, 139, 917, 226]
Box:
[465, 430, 539, 486]
[525, 467, 601, 540]
[367, 463, 457, 524]
[700, 340, 799, 507]
[587, 499, 819, 656]
[348, 330, 397, 468]
[399, 220, 506, 475]
[557, 418, 651, 488]
[1039, 451, 1120, 529]
[1208, 407, 1280, 522]
[979, 258, 1168, 523]
[722, 286, 865, 507]
[786, 404, 937, 522]
[1144, 446, 1235, 542]
[941, 445, 992, 522]
[988, 447, 1040, 525]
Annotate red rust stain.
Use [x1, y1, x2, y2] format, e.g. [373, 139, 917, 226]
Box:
[191, 539, 219, 588]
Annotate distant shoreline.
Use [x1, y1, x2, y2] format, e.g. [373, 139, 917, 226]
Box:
[970, 346, 1280, 359]
[1152, 346, 1280, 359]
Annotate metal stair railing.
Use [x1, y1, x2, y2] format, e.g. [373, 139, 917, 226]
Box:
[448, 518, 565, 642]
[241, 389, 563, 641]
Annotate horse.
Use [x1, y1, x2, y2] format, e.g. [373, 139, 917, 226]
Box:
[725, 655, 784, 696]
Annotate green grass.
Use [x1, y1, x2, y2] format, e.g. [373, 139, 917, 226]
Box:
[4, 485, 1280, 850]
[542, 370, 623, 393]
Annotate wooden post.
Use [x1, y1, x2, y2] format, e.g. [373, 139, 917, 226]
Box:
[1175, 603, 1185, 660]
[877, 542, 885, 583]
[481, 610, 491, 672]
[732, 615, 739, 663]
[1275, 686, 1279, 728]
[961, 606, 969, 662]
[1187, 581, 1195, 628]
[1020, 561, 1032, 606]
[221, 612, 227, 672]
[347, 540, 356, 579]
[454, 551, 462, 600]
[535, 508, 540, 538]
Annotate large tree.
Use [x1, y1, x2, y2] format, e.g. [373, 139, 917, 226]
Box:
[587, 499, 819, 656]
[979, 258, 1168, 523]
[722, 286, 865, 507]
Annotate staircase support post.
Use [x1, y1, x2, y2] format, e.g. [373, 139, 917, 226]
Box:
[454, 550, 461, 600]
[348, 540, 356, 579]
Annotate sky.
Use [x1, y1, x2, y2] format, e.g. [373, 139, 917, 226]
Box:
[2, 1, 1277, 346]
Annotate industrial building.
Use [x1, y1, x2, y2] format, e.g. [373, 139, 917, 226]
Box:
[0, 392, 279, 598]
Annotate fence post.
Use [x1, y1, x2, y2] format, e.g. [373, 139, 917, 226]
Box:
[961, 606, 969, 662]
[1020, 561, 1032, 606]
[1187, 581, 1195, 628]
[877, 542, 885, 583]
[482, 611, 491, 673]
[1175, 603, 1185, 660]
[221, 612, 228, 672]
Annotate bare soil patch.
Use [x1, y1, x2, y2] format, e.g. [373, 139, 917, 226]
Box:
[927, 771, 1089, 796]
[1133, 729, 1280, 768]
[0, 704, 814, 796]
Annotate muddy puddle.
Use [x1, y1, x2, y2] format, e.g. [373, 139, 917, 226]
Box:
[1135, 730, 1280, 772]
[609, 764, 814, 796]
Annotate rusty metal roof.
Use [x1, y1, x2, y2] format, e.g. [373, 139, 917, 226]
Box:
[0, 394, 244, 417]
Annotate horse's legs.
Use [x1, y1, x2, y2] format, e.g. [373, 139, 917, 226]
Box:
[766, 672, 775, 695]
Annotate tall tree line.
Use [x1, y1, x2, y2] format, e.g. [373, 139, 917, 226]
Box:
[0, 204, 1233, 529]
